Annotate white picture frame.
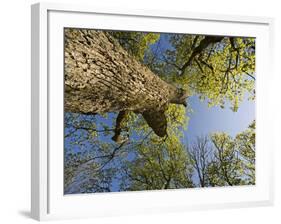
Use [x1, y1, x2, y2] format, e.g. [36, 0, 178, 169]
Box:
[31, 2, 274, 221]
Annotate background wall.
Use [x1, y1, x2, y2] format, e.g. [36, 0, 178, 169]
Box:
[0, 0, 279, 223]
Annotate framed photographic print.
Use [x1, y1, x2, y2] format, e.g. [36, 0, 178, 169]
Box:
[31, 2, 274, 221]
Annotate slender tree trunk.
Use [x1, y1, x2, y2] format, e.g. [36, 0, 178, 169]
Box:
[64, 28, 188, 138]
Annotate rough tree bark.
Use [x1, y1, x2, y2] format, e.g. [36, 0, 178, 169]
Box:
[64, 28, 188, 140]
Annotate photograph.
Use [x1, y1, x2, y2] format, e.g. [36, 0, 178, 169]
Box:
[63, 28, 255, 194]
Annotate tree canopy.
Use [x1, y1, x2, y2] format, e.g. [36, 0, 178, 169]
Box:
[64, 29, 255, 193]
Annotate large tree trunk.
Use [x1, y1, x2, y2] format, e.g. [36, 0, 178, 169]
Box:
[64, 28, 188, 139]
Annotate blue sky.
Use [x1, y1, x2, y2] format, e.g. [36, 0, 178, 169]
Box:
[185, 94, 255, 143]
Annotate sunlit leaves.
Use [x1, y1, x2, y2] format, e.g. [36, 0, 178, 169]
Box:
[110, 31, 160, 62]
[207, 121, 255, 186]
[162, 35, 255, 111]
[123, 135, 194, 191]
[235, 120, 255, 183]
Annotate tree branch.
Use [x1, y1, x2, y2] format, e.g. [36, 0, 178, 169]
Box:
[180, 36, 224, 75]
